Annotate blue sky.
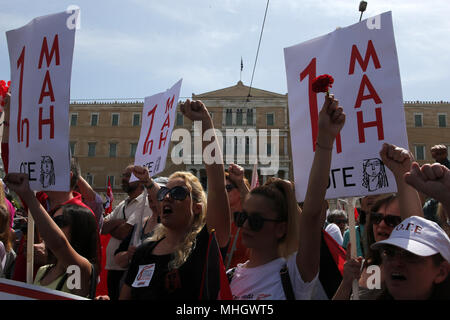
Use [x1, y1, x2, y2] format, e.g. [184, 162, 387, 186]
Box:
[1, 0, 449, 101]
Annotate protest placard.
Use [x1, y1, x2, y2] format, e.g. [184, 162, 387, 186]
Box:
[6, 10, 77, 191]
[0, 278, 88, 300]
[284, 11, 408, 201]
[133, 79, 182, 179]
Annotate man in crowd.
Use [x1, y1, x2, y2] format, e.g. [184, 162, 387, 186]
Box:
[101, 164, 152, 300]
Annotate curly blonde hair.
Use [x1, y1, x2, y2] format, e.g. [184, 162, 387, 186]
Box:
[147, 171, 207, 270]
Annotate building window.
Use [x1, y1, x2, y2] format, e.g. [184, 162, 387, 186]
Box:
[69, 141, 76, 156]
[112, 113, 120, 126]
[415, 145, 425, 160]
[91, 113, 99, 126]
[107, 176, 115, 188]
[438, 114, 447, 128]
[86, 173, 94, 186]
[266, 113, 274, 126]
[236, 109, 243, 125]
[70, 113, 78, 126]
[176, 112, 184, 126]
[414, 113, 423, 127]
[247, 109, 254, 125]
[109, 143, 117, 158]
[133, 113, 141, 126]
[267, 143, 272, 156]
[225, 109, 232, 126]
[88, 142, 96, 157]
[130, 143, 138, 158]
[245, 137, 250, 155]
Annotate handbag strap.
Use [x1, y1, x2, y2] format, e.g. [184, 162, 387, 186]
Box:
[89, 263, 97, 299]
[280, 264, 295, 300]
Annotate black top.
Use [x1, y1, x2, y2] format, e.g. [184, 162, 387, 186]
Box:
[124, 226, 227, 300]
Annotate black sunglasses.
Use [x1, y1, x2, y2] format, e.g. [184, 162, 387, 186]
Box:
[234, 211, 284, 232]
[226, 184, 237, 192]
[157, 186, 190, 202]
[370, 212, 402, 228]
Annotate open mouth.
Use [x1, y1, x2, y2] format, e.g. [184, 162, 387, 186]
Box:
[390, 272, 407, 281]
[162, 205, 173, 215]
[377, 232, 390, 239]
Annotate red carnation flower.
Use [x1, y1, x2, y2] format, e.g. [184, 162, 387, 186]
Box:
[0, 80, 11, 107]
[311, 74, 334, 94]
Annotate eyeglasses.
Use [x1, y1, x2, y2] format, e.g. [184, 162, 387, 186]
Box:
[370, 212, 402, 228]
[226, 184, 237, 192]
[234, 210, 284, 232]
[380, 246, 424, 264]
[335, 219, 348, 225]
[157, 186, 190, 202]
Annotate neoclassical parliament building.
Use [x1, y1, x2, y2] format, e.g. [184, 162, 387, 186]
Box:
[66, 81, 449, 201]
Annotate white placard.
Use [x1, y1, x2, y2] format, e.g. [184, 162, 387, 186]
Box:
[0, 278, 88, 300]
[284, 11, 408, 201]
[6, 10, 78, 191]
[133, 79, 182, 179]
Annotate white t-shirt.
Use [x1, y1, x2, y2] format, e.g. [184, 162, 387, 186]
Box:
[325, 223, 343, 247]
[104, 192, 152, 270]
[229, 253, 318, 300]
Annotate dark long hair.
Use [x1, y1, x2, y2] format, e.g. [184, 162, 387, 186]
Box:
[53, 204, 99, 269]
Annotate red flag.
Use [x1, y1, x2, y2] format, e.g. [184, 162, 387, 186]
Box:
[199, 230, 233, 300]
[250, 163, 259, 189]
[104, 177, 114, 215]
[354, 207, 359, 221]
[319, 230, 346, 299]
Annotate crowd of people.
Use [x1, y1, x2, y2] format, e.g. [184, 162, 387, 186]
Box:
[0, 88, 449, 300]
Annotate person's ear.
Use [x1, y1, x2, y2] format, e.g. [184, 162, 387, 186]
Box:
[276, 221, 287, 241]
[193, 202, 202, 216]
[434, 261, 449, 285]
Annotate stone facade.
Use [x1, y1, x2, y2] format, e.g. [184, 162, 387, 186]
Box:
[67, 85, 450, 197]
[404, 101, 450, 165]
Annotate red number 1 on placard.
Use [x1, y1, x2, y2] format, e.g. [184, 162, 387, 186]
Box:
[16, 46, 30, 148]
[300, 58, 342, 153]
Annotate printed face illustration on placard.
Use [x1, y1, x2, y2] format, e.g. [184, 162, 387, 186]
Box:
[40, 156, 55, 188]
[362, 158, 388, 192]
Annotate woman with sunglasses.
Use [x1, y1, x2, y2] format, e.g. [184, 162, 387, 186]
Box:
[119, 99, 230, 300]
[3, 174, 99, 298]
[334, 143, 423, 299]
[228, 94, 345, 300]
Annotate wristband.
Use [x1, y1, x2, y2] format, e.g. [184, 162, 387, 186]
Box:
[145, 182, 154, 190]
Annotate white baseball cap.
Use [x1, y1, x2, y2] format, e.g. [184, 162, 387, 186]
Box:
[371, 216, 450, 262]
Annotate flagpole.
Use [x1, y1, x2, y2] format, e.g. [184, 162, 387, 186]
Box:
[225, 228, 240, 269]
[26, 207, 34, 284]
[240, 57, 243, 82]
[131, 188, 147, 247]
